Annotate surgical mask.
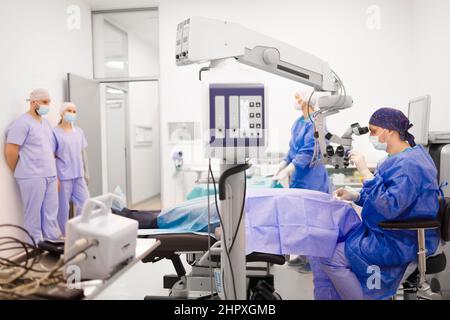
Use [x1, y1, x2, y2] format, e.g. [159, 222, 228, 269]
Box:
[36, 104, 50, 116]
[63, 113, 76, 124]
[293, 100, 302, 110]
[369, 130, 388, 151]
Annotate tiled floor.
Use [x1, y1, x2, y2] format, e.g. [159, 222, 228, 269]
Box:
[95, 256, 314, 300]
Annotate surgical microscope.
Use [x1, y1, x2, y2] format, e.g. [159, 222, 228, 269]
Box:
[175, 16, 366, 299]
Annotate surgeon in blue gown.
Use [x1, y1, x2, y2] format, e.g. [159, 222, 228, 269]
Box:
[321, 107, 441, 300]
[274, 88, 331, 271]
[274, 88, 330, 193]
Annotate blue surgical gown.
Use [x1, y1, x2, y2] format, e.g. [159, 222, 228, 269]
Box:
[345, 145, 441, 299]
[284, 116, 330, 193]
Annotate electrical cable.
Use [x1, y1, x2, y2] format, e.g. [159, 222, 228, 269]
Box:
[229, 169, 247, 252]
[0, 237, 38, 278]
[306, 90, 316, 123]
[331, 69, 347, 109]
[0, 289, 26, 299]
[310, 69, 348, 166]
[209, 164, 231, 299]
[0, 224, 40, 274]
[212, 163, 249, 298]
[0, 224, 37, 248]
[306, 90, 323, 166]
[206, 158, 214, 298]
[0, 230, 97, 298]
[209, 164, 237, 299]
[1, 241, 94, 297]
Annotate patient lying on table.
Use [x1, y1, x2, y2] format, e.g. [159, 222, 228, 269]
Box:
[113, 188, 361, 258]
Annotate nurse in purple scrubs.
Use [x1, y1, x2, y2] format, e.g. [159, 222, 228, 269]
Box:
[54, 102, 90, 234]
[5, 88, 61, 243]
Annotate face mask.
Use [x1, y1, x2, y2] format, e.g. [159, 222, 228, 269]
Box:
[293, 100, 302, 110]
[369, 130, 388, 151]
[36, 104, 50, 116]
[63, 113, 76, 124]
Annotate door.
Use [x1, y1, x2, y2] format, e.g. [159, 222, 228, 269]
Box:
[105, 86, 128, 197]
[67, 73, 103, 197]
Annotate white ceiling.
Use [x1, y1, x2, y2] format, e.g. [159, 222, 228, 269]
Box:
[84, 0, 159, 11]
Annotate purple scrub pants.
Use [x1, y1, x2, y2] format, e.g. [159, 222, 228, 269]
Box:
[16, 177, 61, 243]
[57, 178, 89, 234]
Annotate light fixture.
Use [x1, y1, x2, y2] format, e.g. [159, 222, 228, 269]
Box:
[106, 88, 125, 94]
[105, 60, 125, 69]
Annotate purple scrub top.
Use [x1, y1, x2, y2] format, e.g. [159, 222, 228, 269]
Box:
[5, 113, 56, 178]
[53, 126, 87, 180]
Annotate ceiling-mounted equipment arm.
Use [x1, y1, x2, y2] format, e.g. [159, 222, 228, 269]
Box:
[176, 17, 356, 168]
[176, 17, 337, 92]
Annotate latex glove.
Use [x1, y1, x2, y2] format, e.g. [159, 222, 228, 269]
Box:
[274, 160, 288, 177]
[333, 188, 360, 202]
[273, 163, 295, 181]
[214, 227, 222, 240]
[349, 150, 374, 181]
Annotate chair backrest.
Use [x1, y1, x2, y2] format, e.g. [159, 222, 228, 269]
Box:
[438, 197, 450, 242]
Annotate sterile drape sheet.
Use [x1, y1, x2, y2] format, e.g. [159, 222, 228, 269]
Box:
[244, 188, 361, 257]
[157, 188, 361, 258]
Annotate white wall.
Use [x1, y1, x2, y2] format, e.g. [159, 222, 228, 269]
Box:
[0, 0, 93, 240]
[128, 28, 161, 204]
[158, 0, 416, 207]
[412, 0, 450, 131]
[128, 31, 160, 77]
[128, 82, 161, 204]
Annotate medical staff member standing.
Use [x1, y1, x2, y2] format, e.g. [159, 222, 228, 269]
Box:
[275, 89, 331, 272]
[321, 107, 440, 299]
[274, 89, 330, 193]
[54, 102, 90, 235]
[4, 88, 61, 243]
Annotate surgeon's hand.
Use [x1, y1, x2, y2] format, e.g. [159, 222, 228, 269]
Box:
[334, 188, 360, 202]
[349, 151, 374, 181]
[85, 175, 90, 186]
[273, 163, 295, 182]
[274, 160, 288, 177]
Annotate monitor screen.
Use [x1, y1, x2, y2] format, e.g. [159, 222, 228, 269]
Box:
[408, 95, 431, 146]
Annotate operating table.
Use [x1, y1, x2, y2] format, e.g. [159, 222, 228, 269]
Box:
[112, 188, 361, 300]
[138, 230, 285, 300]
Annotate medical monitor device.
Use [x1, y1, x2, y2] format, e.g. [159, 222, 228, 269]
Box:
[408, 95, 431, 146]
[205, 83, 267, 163]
